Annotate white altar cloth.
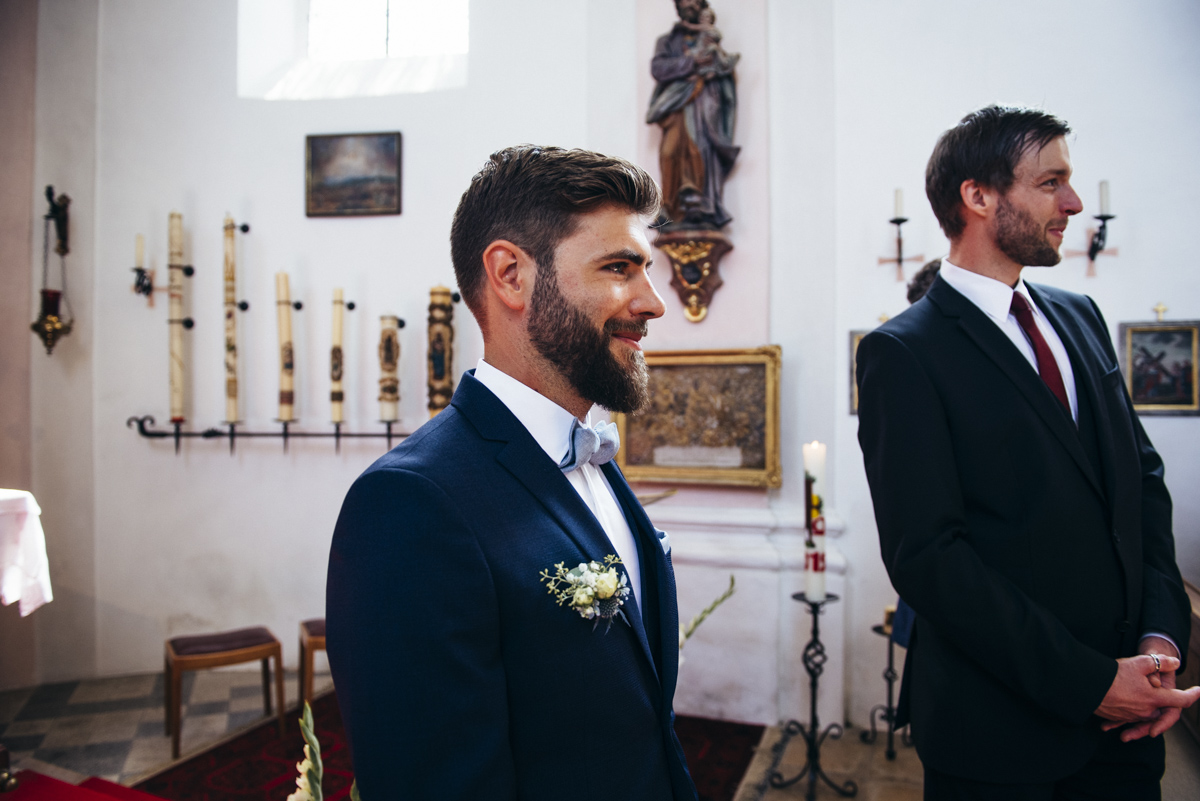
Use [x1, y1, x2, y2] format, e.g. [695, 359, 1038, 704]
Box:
[0, 489, 53, 616]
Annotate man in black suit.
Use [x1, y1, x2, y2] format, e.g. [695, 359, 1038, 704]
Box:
[327, 146, 697, 800]
[856, 105, 1199, 799]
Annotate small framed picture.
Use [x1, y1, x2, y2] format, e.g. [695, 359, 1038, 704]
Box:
[613, 347, 782, 488]
[306, 132, 402, 217]
[849, 330, 870, 415]
[1118, 321, 1199, 415]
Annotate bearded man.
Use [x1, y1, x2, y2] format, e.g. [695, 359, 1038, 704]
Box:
[326, 146, 698, 801]
[856, 106, 1198, 800]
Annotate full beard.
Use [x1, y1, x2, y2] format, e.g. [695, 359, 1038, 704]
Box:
[527, 264, 651, 414]
[994, 195, 1062, 267]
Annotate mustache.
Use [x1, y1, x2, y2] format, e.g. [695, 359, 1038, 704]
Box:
[604, 319, 648, 338]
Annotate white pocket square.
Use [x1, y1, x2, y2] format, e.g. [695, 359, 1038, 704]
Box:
[655, 528, 671, 555]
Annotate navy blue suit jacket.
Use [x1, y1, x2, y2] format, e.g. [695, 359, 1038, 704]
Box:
[856, 277, 1190, 782]
[327, 372, 697, 800]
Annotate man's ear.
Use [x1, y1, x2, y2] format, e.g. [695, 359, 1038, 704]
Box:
[481, 239, 533, 313]
[959, 179, 995, 224]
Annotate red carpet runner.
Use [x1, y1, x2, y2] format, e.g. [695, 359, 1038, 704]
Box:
[134, 692, 763, 801]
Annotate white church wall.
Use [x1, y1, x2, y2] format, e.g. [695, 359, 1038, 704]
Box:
[30, 0, 100, 684]
[78, 0, 596, 676]
[827, 0, 1200, 728]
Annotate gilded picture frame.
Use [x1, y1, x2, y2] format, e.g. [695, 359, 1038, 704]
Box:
[1118, 321, 1199, 416]
[613, 346, 782, 488]
[306, 132, 402, 217]
[849, 330, 870, 415]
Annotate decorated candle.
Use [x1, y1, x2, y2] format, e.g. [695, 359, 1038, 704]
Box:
[223, 216, 239, 423]
[378, 315, 400, 423]
[331, 289, 345, 424]
[802, 441, 827, 499]
[427, 285, 455, 418]
[805, 515, 827, 602]
[275, 272, 295, 422]
[167, 213, 185, 423]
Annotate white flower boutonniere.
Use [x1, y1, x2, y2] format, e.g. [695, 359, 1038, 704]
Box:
[539, 554, 631, 632]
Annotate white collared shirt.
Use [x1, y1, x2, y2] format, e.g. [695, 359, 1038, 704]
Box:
[473, 359, 642, 608]
[938, 259, 1078, 423]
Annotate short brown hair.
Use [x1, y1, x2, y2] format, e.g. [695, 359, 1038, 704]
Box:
[925, 105, 1071, 239]
[450, 146, 661, 323]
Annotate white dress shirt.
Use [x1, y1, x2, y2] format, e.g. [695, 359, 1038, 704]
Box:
[936, 261, 1178, 657]
[473, 359, 643, 608]
[938, 259, 1078, 423]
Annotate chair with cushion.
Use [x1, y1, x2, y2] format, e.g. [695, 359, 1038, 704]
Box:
[164, 626, 285, 758]
[298, 618, 327, 707]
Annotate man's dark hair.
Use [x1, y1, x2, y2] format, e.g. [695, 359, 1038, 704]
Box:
[906, 258, 941, 304]
[450, 145, 661, 325]
[925, 105, 1071, 239]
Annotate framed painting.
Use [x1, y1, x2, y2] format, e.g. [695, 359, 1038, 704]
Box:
[849, 330, 870, 415]
[1118, 321, 1199, 415]
[613, 347, 782, 488]
[306, 132, 402, 217]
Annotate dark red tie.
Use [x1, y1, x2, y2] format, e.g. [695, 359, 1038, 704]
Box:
[1010, 292, 1070, 413]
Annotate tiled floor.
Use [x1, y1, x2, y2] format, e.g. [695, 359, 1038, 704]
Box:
[734, 722, 1200, 800]
[0, 669, 332, 786]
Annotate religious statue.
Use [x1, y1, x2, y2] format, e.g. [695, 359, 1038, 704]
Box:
[646, 0, 739, 322]
[647, 0, 740, 231]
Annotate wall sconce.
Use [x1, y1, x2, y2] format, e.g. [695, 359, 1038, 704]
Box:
[877, 189, 924, 281]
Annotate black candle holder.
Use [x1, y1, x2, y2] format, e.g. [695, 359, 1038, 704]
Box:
[1087, 213, 1115, 262]
[127, 415, 407, 455]
[859, 624, 912, 759]
[768, 592, 858, 800]
[877, 217, 924, 283]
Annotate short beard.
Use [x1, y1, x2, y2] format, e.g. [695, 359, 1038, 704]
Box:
[527, 261, 650, 414]
[994, 195, 1061, 267]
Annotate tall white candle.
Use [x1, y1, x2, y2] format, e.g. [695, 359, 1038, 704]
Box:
[276, 272, 295, 422]
[1099, 180, 1111, 216]
[894, 188, 904, 219]
[331, 289, 345, 424]
[223, 216, 239, 423]
[167, 213, 185, 423]
[135, 234, 144, 269]
[802, 440, 827, 494]
[378, 315, 400, 423]
[805, 516, 827, 602]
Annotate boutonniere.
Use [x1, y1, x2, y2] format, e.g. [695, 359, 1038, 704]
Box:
[539, 555, 631, 632]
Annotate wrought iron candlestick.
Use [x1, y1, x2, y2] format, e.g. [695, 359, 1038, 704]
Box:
[877, 217, 925, 283]
[768, 593, 858, 801]
[860, 622, 911, 759]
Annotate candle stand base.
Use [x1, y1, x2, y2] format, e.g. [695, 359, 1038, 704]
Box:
[859, 624, 912, 759]
[768, 593, 858, 801]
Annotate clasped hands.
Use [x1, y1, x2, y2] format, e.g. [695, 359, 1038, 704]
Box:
[1094, 636, 1200, 742]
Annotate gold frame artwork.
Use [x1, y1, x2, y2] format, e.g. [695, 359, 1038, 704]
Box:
[1118, 321, 1200, 416]
[613, 346, 782, 488]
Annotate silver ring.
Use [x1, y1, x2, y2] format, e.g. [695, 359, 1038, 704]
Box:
[1151, 653, 1161, 672]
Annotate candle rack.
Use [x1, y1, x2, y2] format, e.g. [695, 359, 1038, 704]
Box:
[877, 217, 924, 282]
[127, 415, 408, 455]
[859, 623, 912, 759]
[768, 593, 858, 801]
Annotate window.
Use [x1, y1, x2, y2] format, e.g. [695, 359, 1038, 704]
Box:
[238, 0, 469, 100]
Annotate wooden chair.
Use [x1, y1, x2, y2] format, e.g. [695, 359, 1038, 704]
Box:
[298, 618, 327, 708]
[164, 626, 285, 759]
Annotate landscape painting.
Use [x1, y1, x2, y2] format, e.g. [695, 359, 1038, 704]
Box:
[306, 132, 402, 217]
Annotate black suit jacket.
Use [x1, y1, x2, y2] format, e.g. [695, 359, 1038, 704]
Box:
[326, 372, 697, 800]
[856, 276, 1190, 783]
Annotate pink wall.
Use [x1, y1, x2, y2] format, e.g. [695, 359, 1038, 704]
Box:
[0, 0, 39, 690]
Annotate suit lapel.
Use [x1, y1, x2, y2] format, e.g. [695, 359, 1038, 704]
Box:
[927, 278, 1104, 502]
[602, 462, 678, 702]
[1029, 285, 1117, 509]
[452, 374, 661, 683]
